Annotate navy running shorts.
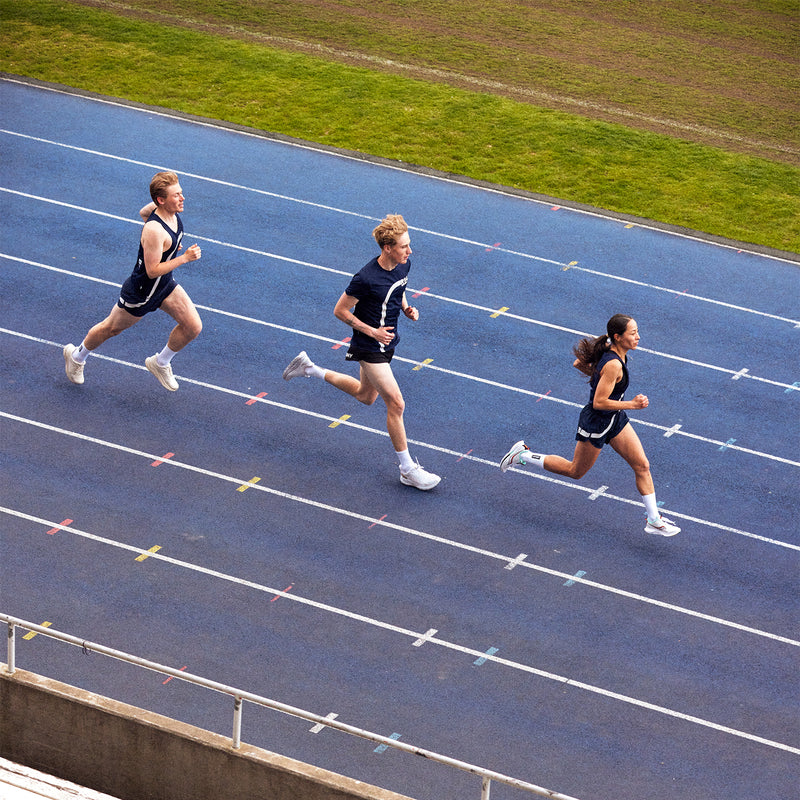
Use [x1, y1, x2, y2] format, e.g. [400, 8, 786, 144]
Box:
[575, 406, 629, 449]
[117, 276, 178, 318]
[345, 347, 395, 364]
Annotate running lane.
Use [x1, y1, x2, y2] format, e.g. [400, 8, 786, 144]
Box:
[1, 76, 798, 800]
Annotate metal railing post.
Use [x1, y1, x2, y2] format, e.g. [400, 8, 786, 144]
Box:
[6, 622, 15, 674]
[232, 695, 243, 749]
[0, 614, 584, 800]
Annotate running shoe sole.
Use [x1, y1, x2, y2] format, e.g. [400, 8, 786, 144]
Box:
[145, 355, 179, 391]
[400, 468, 441, 490]
[500, 440, 527, 472]
[644, 517, 681, 536]
[283, 351, 312, 380]
[63, 344, 84, 385]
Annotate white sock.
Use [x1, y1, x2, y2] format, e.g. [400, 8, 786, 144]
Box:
[518, 451, 546, 469]
[156, 345, 178, 367]
[642, 493, 660, 521]
[72, 341, 90, 365]
[396, 449, 415, 473]
[307, 364, 326, 380]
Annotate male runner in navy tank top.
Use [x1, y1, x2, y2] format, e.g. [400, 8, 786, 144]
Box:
[282, 214, 440, 491]
[63, 171, 202, 391]
[500, 314, 680, 536]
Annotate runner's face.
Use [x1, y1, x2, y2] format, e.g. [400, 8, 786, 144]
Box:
[159, 183, 185, 213]
[384, 232, 412, 265]
[617, 319, 640, 350]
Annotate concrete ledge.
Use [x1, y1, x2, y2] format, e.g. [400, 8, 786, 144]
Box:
[0, 667, 413, 800]
[1, 756, 123, 799]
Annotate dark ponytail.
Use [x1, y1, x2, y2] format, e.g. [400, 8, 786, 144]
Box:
[573, 314, 632, 377]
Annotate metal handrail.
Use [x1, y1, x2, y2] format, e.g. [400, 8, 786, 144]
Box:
[2, 614, 583, 800]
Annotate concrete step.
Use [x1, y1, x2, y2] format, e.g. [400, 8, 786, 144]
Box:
[0, 757, 121, 800]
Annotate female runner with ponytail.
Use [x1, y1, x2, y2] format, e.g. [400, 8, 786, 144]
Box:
[500, 314, 680, 536]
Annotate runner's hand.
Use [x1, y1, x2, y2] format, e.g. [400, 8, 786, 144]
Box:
[183, 244, 202, 262]
[373, 326, 395, 345]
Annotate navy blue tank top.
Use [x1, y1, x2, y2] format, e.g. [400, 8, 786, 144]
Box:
[123, 212, 183, 306]
[589, 350, 629, 407]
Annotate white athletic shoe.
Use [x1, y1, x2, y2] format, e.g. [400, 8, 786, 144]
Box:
[283, 351, 313, 380]
[145, 355, 179, 391]
[400, 462, 441, 491]
[500, 440, 528, 472]
[645, 516, 681, 537]
[63, 344, 85, 385]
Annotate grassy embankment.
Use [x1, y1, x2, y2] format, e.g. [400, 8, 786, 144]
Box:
[1, 0, 798, 253]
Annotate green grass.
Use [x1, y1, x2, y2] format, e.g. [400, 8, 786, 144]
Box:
[1, 0, 798, 253]
[45, 0, 798, 157]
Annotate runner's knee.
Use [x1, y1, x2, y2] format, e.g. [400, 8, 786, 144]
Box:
[355, 388, 379, 406]
[566, 463, 590, 480]
[630, 456, 650, 476]
[184, 317, 202, 340]
[385, 395, 405, 417]
[104, 320, 128, 338]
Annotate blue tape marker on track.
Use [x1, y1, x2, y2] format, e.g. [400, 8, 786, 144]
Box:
[374, 732, 402, 753]
[564, 570, 587, 587]
[473, 647, 499, 666]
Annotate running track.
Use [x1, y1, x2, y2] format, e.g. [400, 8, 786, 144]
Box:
[1, 75, 799, 800]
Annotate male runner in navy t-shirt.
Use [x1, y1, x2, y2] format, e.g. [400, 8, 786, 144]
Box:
[283, 214, 440, 490]
[63, 171, 202, 391]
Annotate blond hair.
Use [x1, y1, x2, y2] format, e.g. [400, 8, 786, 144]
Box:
[149, 171, 180, 205]
[372, 214, 408, 248]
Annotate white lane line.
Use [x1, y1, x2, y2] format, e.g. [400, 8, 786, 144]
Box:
[2, 157, 799, 329]
[32, 351, 800, 548]
[3, 226, 799, 389]
[2, 99, 798, 267]
[2, 410, 799, 638]
[2, 506, 798, 756]
[2, 315, 798, 469]
[3, 321, 800, 484]
[409, 287, 800, 386]
[4, 245, 799, 392]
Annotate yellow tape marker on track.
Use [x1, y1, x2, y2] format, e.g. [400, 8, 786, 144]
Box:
[23, 621, 52, 640]
[490, 306, 509, 318]
[236, 477, 261, 492]
[329, 415, 351, 428]
[135, 545, 162, 562]
[412, 358, 434, 371]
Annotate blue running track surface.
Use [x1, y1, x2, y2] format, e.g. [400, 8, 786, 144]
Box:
[1, 76, 799, 800]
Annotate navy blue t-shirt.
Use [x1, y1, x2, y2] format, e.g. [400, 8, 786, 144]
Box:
[344, 256, 410, 353]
